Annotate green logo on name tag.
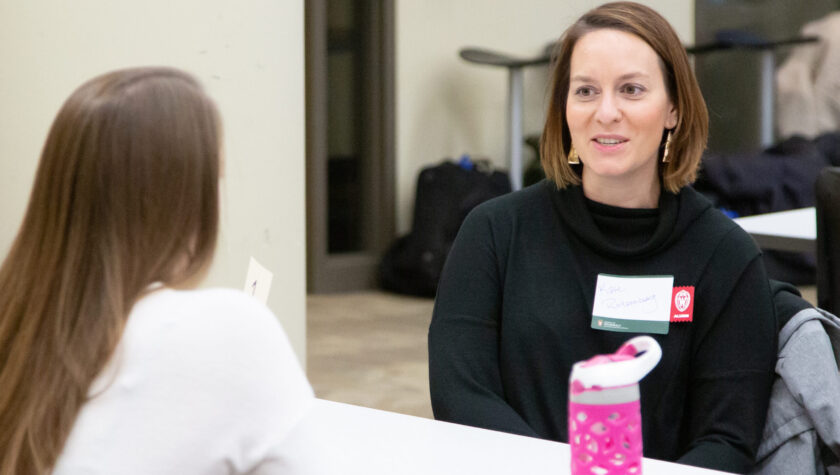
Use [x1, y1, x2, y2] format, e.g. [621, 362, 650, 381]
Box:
[591, 316, 670, 334]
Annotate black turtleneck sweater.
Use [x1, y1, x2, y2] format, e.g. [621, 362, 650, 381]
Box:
[428, 180, 776, 474]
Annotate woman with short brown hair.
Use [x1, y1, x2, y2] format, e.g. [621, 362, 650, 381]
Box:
[429, 3, 775, 473]
[541, 0, 709, 194]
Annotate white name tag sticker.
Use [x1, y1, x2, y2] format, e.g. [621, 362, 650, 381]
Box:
[591, 274, 674, 334]
[244, 256, 273, 305]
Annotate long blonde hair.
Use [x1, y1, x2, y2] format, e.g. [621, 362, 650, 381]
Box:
[0, 67, 221, 474]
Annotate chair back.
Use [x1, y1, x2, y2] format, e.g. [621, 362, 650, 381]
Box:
[816, 167, 840, 314]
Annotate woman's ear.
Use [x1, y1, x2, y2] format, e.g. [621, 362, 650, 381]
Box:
[665, 103, 678, 130]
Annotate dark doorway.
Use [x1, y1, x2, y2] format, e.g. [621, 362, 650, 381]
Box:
[305, 0, 395, 292]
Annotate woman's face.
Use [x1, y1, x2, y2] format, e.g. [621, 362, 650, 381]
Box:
[566, 28, 677, 192]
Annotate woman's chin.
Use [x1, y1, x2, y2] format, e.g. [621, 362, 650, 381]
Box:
[582, 163, 633, 181]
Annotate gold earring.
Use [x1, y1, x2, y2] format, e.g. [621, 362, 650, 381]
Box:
[662, 131, 673, 163]
[568, 145, 580, 164]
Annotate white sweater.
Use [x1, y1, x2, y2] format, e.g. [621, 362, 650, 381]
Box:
[53, 287, 314, 474]
[776, 12, 840, 138]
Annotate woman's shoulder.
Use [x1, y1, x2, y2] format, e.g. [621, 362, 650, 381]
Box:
[141, 285, 265, 310]
[134, 287, 279, 332]
[124, 286, 312, 418]
[61, 287, 313, 474]
[680, 186, 761, 255]
[125, 287, 306, 381]
[466, 180, 554, 223]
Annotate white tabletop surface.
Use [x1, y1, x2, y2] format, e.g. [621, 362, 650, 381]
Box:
[733, 207, 816, 240]
[733, 207, 816, 252]
[280, 399, 732, 474]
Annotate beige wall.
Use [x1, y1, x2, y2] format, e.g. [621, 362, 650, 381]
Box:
[0, 1, 694, 362]
[395, 0, 694, 233]
[0, 1, 307, 360]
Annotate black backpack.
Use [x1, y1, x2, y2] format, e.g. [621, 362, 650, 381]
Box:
[379, 159, 511, 297]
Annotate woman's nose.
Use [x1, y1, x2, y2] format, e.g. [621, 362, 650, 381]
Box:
[594, 93, 622, 124]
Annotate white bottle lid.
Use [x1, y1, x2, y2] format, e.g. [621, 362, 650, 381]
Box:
[569, 336, 662, 391]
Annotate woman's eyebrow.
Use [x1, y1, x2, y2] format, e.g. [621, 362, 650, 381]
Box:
[618, 72, 650, 81]
[570, 72, 650, 83]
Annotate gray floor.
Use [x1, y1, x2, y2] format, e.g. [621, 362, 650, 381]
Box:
[307, 286, 818, 419]
[307, 291, 434, 418]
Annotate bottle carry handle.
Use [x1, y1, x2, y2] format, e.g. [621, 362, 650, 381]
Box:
[570, 336, 662, 391]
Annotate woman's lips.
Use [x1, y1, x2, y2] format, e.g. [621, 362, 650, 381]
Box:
[591, 136, 628, 153]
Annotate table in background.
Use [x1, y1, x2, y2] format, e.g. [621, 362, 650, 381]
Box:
[282, 399, 732, 474]
[733, 207, 816, 253]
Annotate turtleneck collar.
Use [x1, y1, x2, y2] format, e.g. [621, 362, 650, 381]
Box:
[547, 181, 709, 259]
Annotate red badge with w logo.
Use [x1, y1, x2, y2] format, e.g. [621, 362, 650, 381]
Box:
[670, 286, 694, 322]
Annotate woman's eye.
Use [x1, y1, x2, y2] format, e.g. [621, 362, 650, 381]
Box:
[575, 86, 596, 97]
[621, 84, 645, 96]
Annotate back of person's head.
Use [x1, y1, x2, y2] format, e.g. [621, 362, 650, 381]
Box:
[0, 66, 220, 474]
[541, 1, 708, 193]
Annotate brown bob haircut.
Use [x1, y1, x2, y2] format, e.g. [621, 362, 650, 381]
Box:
[0, 67, 220, 473]
[540, 1, 709, 194]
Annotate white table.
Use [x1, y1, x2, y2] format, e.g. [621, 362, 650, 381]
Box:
[733, 207, 816, 253]
[281, 399, 732, 474]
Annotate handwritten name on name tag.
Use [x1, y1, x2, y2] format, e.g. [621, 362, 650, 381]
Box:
[591, 274, 674, 334]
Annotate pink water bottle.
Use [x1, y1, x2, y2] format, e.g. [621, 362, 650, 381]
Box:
[568, 336, 662, 475]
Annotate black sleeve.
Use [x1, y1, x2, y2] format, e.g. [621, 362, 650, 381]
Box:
[678, 256, 777, 473]
[428, 206, 539, 437]
[769, 278, 812, 329]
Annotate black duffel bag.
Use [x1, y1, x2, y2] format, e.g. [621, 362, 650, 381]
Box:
[380, 158, 511, 297]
